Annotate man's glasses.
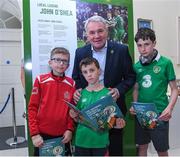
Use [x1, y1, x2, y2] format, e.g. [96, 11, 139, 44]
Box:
[51, 58, 69, 65]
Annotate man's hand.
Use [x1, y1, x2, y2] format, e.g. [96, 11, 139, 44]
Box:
[108, 88, 120, 101]
[62, 130, 72, 143]
[31, 134, 43, 147]
[73, 88, 82, 103]
[114, 118, 126, 129]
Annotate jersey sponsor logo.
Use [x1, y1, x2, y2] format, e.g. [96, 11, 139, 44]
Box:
[153, 66, 161, 73]
[32, 87, 38, 95]
[142, 75, 152, 88]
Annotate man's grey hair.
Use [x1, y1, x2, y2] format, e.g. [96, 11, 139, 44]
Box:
[84, 15, 108, 32]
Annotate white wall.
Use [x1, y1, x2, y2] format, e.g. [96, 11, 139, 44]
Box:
[133, 0, 180, 78]
[133, 0, 180, 152]
[0, 29, 25, 127]
[0, 0, 179, 128]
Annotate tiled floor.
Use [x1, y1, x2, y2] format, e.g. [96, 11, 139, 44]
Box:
[0, 124, 180, 156]
[148, 148, 180, 156]
[0, 126, 27, 151]
[0, 147, 28, 156]
[0, 147, 180, 156]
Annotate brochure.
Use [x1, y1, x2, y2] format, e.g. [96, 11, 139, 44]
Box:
[39, 137, 65, 156]
[132, 102, 161, 129]
[64, 95, 123, 132]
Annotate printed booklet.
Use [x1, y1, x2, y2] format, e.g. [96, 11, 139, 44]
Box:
[64, 95, 123, 132]
[132, 102, 162, 129]
[39, 137, 65, 156]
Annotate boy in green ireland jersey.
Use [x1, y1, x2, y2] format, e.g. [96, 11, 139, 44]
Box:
[130, 28, 178, 156]
[70, 57, 126, 156]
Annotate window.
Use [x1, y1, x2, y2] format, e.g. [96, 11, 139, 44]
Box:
[0, 1, 21, 29]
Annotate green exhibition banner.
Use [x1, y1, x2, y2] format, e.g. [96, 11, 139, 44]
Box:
[23, 0, 135, 156]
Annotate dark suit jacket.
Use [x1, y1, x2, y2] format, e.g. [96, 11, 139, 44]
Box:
[72, 41, 136, 114]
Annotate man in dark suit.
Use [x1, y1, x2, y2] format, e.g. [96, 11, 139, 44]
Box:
[72, 15, 136, 156]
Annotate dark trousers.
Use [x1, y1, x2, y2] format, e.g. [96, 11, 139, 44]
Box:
[109, 128, 123, 156]
[74, 146, 108, 156]
[33, 134, 71, 156]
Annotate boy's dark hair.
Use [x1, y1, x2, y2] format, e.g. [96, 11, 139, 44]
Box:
[135, 28, 156, 43]
[79, 57, 100, 70]
[50, 47, 70, 60]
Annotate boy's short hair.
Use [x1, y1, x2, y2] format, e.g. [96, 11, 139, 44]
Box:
[50, 47, 70, 60]
[79, 57, 100, 70]
[135, 27, 156, 42]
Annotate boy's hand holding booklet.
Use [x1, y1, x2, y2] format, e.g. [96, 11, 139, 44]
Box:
[39, 137, 65, 156]
[64, 95, 124, 132]
[132, 102, 162, 129]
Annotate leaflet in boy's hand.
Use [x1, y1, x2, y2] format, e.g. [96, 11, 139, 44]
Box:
[64, 95, 123, 132]
[39, 137, 65, 156]
[132, 102, 162, 129]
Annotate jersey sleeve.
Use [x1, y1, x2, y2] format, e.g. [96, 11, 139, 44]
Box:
[166, 59, 176, 81]
[28, 76, 41, 136]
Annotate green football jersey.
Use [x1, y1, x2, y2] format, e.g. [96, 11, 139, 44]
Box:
[74, 87, 109, 148]
[134, 55, 176, 112]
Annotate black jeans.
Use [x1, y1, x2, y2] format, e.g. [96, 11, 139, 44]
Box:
[74, 146, 108, 156]
[109, 128, 123, 156]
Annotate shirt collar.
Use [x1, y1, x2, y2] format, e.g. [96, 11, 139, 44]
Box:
[154, 53, 161, 62]
[50, 71, 65, 81]
[91, 41, 107, 52]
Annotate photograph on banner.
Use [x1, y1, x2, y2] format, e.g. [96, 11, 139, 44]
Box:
[76, 0, 128, 47]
